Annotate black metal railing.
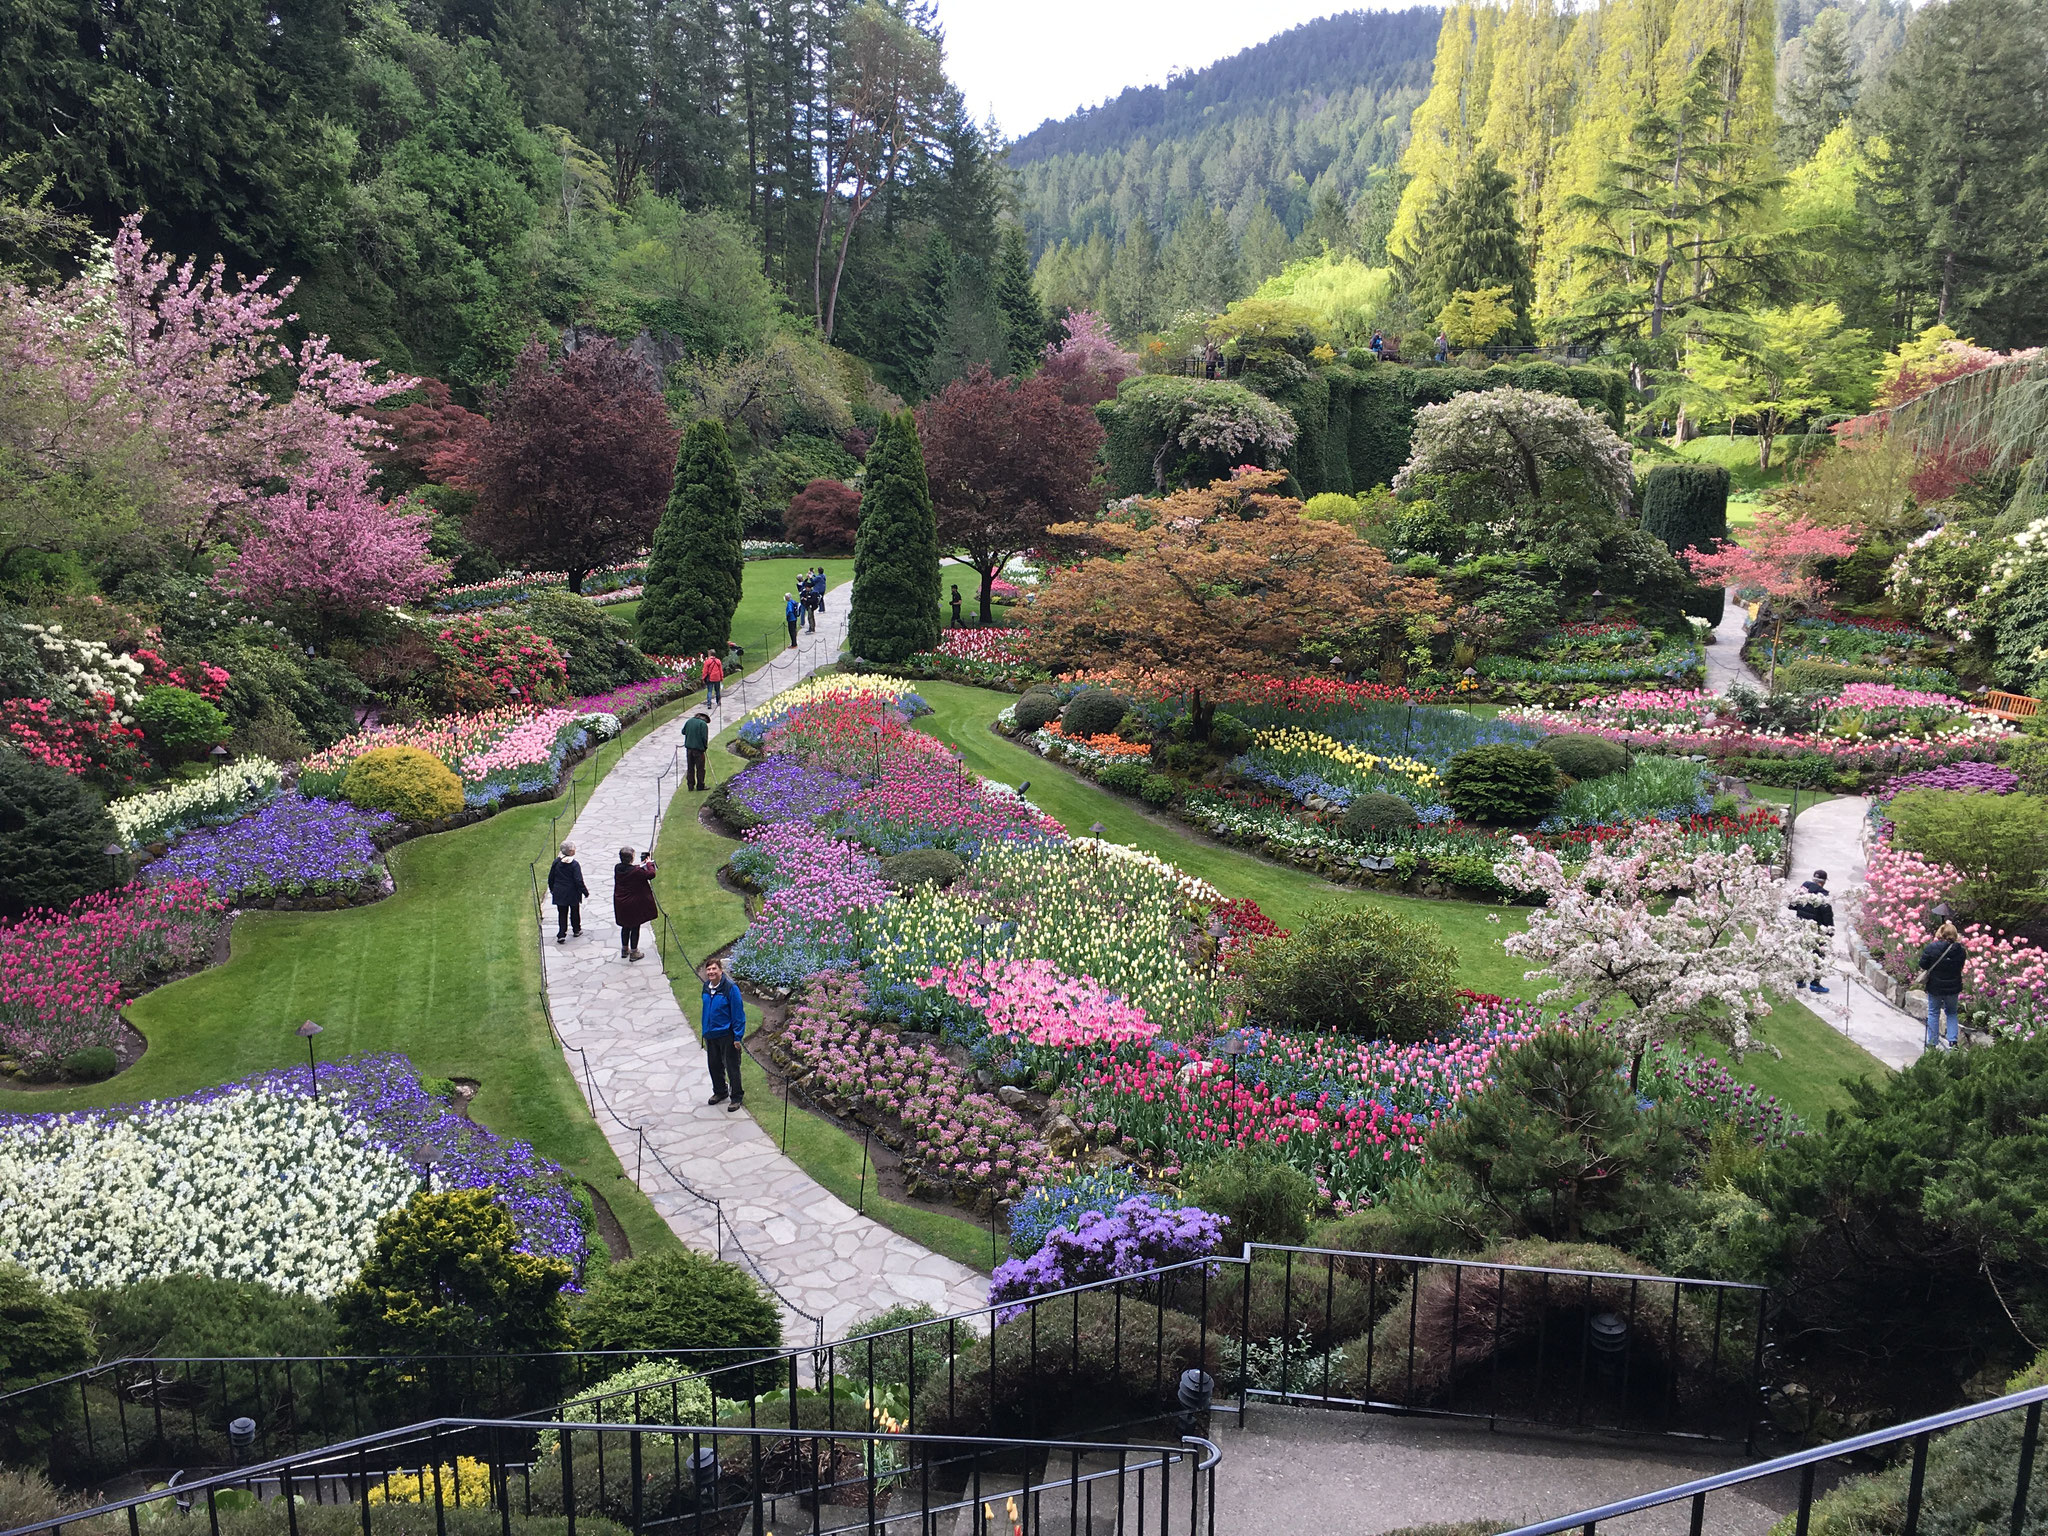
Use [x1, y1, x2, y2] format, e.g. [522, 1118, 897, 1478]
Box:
[0, 1415, 1219, 1536]
[2, 1247, 1769, 1490]
[1497, 1380, 2046, 1536]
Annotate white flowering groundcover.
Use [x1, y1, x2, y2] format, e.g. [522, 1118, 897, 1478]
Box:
[0, 1091, 416, 1297]
[0, 1053, 586, 1298]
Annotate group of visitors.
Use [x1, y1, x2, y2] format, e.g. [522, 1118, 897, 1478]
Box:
[1789, 867, 1972, 1052]
[785, 567, 830, 645]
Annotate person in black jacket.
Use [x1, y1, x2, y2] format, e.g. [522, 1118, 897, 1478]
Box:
[1789, 869, 1834, 993]
[547, 842, 588, 943]
[1919, 921, 1968, 1050]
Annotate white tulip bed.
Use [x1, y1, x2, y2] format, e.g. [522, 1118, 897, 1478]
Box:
[0, 1089, 420, 1298]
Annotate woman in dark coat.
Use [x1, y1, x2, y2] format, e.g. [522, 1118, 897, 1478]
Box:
[612, 845, 659, 961]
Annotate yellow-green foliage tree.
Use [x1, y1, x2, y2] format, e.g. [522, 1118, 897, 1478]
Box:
[1675, 302, 1876, 468]
[1436, 285, 1519, 349]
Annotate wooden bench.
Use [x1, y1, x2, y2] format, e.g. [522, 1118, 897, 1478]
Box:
[1982, 690, 2041, 721]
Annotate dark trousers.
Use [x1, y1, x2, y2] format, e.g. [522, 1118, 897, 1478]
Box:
[555, 901, 581, 937]
[706, 1034, 743, 1102]
[786, 619, 799, 646]
[686, 746, 706, 790]
[620, 922, 642, 954]
[706, 678, 721, 704]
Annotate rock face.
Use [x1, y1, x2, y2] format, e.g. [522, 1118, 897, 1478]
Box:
[1044, 1113, 1083, 1156]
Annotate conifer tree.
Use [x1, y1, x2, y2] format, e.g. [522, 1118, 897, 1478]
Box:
[1406, 151, 1537, 340]
[639, 419, 743, 657]
[846, 412, 941, 663]
[1779, 8, 1859, 163]
[1103, 222, 1162, 341]
[992, 224, 1045, 373]
[898, 231, 956, 391]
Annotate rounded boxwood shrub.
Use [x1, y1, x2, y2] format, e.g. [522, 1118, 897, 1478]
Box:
[0, 746, 119, 919]
[341, 746, 465, 824]
[132, 686, 230, 760]
[60, 1046, 117, 1081]
[879, 848, 965, 889]
[1441, 744, 1562, 825]
[1341, 791, 1419, 840]
[1208, 711, 1254, 754]
[1012, 689, 1062, 733]
[1243, 903, 1460, 1041]
[1536, 733, 1628, 781]
[1060, 688, 1127, 738]
[575, 1248, 783, 1396]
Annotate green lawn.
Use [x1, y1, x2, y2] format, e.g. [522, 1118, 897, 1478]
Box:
[4, 704, 697, 1259]
[624, 557, 852, 658]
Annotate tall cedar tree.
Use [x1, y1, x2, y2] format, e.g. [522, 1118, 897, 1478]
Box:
[917, 368, 1103, 624]
[451, 340, 677, 592]
[991, 224, 1045, 374]
[1030, 471, 1447, 737]
[1406, 151, 1537, 341]
[640, 419, 745, 656]
[846, 412, 941, 663]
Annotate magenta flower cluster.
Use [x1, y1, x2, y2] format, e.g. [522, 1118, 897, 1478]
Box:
[1875, 762, 2021, 801]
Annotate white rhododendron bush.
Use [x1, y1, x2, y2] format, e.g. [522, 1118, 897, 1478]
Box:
[0, 1090, 419, 1297]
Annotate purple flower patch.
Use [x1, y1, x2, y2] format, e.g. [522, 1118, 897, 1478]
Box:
[143, 796, 393, 903]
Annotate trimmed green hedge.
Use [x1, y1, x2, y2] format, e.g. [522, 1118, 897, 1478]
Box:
[1642, 464, 1731, 561]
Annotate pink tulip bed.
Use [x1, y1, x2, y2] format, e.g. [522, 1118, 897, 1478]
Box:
[0, 881, 226, 1080]
[879, 626, 1043, 688]
[1856, 838, 2047, 1039]
[1503, 688, 2017, 790]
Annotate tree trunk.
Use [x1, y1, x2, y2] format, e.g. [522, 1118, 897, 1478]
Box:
[568, 568, 587, 595]
[1190, 687, 1214, 741]
[978, 566, 995, 627]
[1628, 1045, 1644, 1094]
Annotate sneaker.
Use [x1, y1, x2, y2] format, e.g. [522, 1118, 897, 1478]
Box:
[557, 935, 566, 945]
[1809, 983, 1830, 993]
[630, 948, 644, 960]
[707, 1094, 727, 1106]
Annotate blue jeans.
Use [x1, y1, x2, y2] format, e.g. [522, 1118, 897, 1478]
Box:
[1925, 994, 1960, 1048]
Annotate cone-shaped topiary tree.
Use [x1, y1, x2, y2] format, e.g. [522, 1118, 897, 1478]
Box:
[639, 419, 744, 657]
[847, 412, 941, 663]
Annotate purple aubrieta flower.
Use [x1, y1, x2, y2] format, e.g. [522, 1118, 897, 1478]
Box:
[143, 797, 394, 902]
[988, 1195, 1227, 1313]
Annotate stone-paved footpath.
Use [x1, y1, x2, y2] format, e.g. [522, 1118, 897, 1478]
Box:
[540, 580, 988, 1342]
[1709, 589, 1923, 1068]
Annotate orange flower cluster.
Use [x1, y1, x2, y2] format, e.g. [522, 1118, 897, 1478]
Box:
[1041, 721, 1150, 757]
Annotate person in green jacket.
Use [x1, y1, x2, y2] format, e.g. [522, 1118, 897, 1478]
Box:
[682, 710, 711, 791]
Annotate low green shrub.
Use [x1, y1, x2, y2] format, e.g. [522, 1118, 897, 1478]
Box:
[341, 746, 466, 824]
[705, 776, 761, 831]
[534, 1360, 715, 1460]
[1182, 1150, 1314, 1246]
[575, 1248, 784, 1397]
[0, 745, 119, 918]
[1776, 658, 1890, 692]
[1060, 688, 1128, 737]
[81, 1273, 334, 1361]
[1161, 741, 1211, 775]
[1341, 791, 1419, 839]
[1139, 772, 1177, 806]
[879, 849, 965, 888]
[1208, 711, 1254, 754]
[1441, 744, 1562, 825]
[0, 1265, 91, 1466]
[60, 1046, 118, 1081]
[2009, 736, 2048, 796]
[1242, 903, 1460, 1041]
[523, 591, 654, 696]
[1888, 790, 2048, 927]
[133, 686, 230, 760]
[1207, 1254, 1388, 1354]
[913, 1292, 1215, 1437]
[1536, 733, 1628, 781]
[837, 1303, 946, 1396]
[1012, 689, 1062, 733]
[1097, 760, 1148, 794]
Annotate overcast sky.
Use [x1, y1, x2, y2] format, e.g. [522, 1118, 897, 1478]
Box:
[933, 0, 1407, 142]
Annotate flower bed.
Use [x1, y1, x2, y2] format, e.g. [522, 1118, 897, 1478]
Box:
[298, 705, 594, 808]
[1632, 1044, 1804, 1147]
[727, 829, 893, 988]
[0, 1052, 585, 1294]
[1233, 726, 1443, 812]
[1753, 615, 1964, 696]
[1855, 836, 2046, 1038]
[0, 882, 224, 1077]
[111, 757, 285, 850]
[721, 755, 865, 828]
[1473, 632, 1705, 694]
[143, 796, 394, 905]
[881, 627, 1044, 688]
[772, 974, 1053, 1208]
[1503, 689, 2016, 790]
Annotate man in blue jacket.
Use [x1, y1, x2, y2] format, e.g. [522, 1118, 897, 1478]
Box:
[700, 957, 746, 1111]
[784, 592, 801, 648]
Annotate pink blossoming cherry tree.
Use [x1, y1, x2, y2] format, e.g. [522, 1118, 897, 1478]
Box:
[1495, 821, 1820, 1086]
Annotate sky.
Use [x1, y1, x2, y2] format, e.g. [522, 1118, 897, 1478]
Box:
[932, 0, 1407, 142]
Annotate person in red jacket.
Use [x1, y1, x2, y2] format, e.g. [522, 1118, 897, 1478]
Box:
[612, 845, 658, 961]
[703, 650, 724, 706]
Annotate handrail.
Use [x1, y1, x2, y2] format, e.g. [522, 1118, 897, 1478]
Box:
[1497, 1382, 2048, 1536]
[1240, 1241, 1769, 1291]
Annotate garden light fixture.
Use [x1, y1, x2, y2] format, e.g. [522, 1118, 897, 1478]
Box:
[227, 1416, 256, 1461]
[297, 1020, 323, 1100]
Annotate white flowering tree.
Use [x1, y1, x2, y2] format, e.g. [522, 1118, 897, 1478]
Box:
[1495, 821, 1818, 1087]
[1393, 387, 1635, 514]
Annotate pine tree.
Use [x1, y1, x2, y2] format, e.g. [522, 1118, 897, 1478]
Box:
[1103, 221, 1162, 340]
[638, 419, 743, 657]
[846, 412, 941, 664]
[992, 223, 1045, 374]
[1779, 8, 1859, 162]
[1406, 151, 1538, 340]
[896, 231, 955, 392]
